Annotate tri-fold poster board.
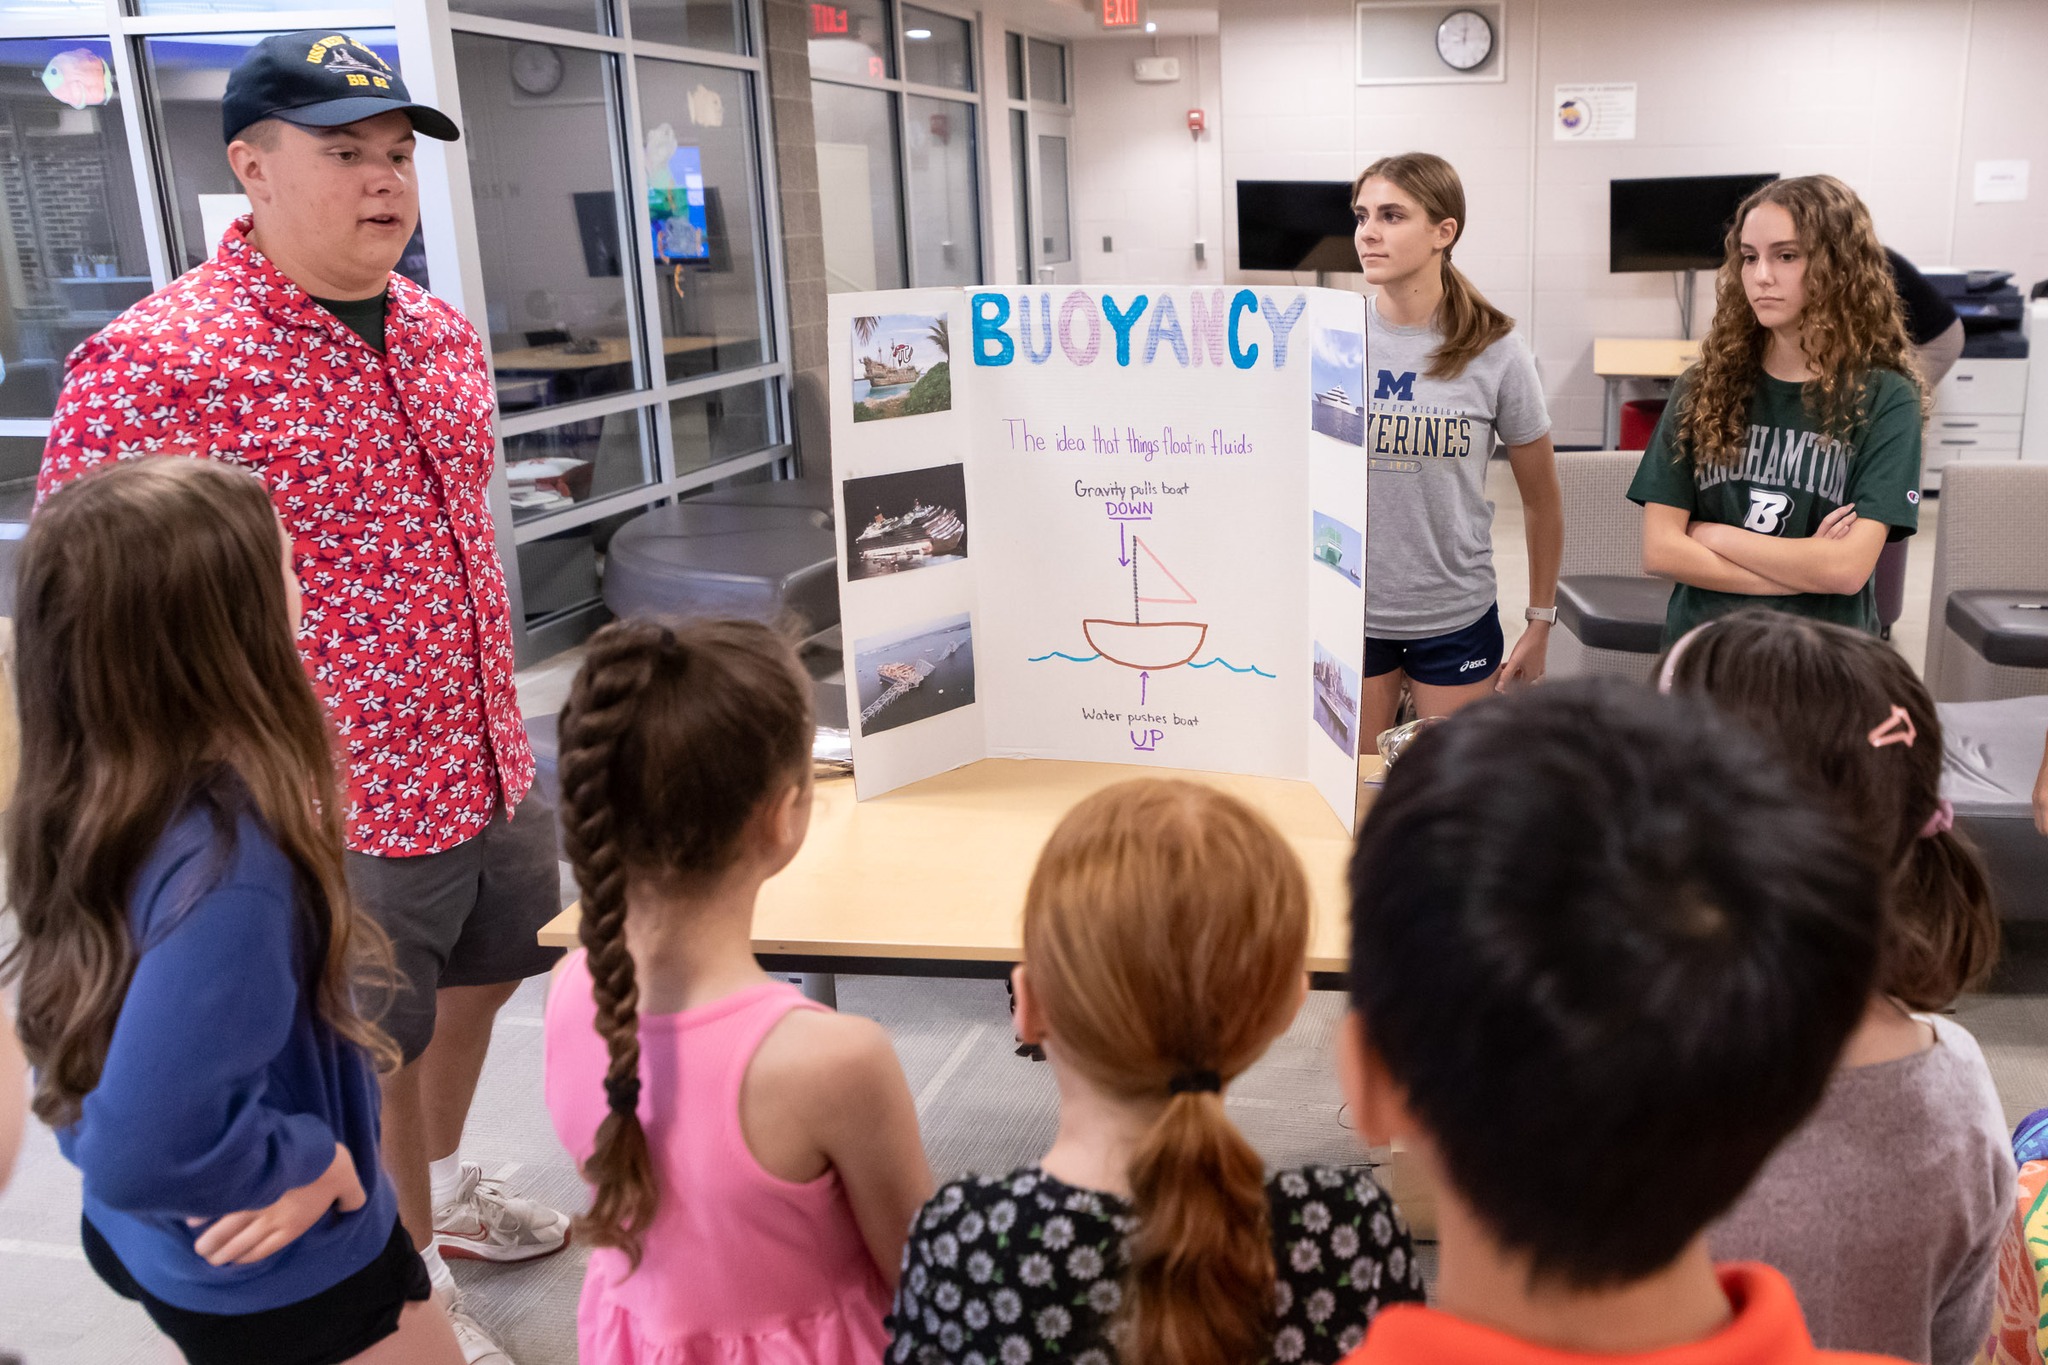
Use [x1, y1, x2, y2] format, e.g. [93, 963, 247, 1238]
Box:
[829, 284, 1372, 829]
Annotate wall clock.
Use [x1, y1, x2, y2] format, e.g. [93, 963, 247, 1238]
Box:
[1436, 9, 1493, 71]
[511, 43, 564, 97]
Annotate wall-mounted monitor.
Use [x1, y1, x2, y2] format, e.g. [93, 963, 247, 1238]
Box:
[1610, 173, 1779, 273]
[1236, 180, 1359, 274]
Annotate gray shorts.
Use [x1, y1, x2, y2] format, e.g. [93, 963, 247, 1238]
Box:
[346, 798, 566, 1064]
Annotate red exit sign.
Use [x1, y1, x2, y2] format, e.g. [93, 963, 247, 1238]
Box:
[811, 3, 848, 35]
[1099, 0, 1142, 28]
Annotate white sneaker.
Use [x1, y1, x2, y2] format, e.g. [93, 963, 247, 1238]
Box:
[432, 1163, 571, 1263]
[447, 1305, 515, 1365]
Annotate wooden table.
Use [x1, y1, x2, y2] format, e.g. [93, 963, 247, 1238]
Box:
[492, 335, 731, 373]
[1592, 337, 1701, 448]
[538, 757, 1374, 982]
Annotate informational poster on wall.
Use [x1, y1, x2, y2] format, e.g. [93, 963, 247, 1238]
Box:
[828, 285, 1371, 829]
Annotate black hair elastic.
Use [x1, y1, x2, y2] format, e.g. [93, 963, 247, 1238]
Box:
[1168, 1069, 1222, 1096]
[604, 1074, 642, 1114]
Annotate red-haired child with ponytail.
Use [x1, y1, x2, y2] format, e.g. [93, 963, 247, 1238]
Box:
[887, 779, 1423, 1365]
[1660, 609, 2010, 1365]
[542, 618, 933, 1364]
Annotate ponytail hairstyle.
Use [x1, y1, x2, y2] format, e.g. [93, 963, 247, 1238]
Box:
[1022, 779, 1310, 1365]
[5, 457, 398, 1129]
[1353, 151, 1514, 380]
[1660, 609, 1997, 1009]
[556, 617, 814, 1268]
[1676, 174, 1928, 471]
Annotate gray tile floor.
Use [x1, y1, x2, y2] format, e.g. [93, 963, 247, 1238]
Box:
[0, 468, 1990, 1364]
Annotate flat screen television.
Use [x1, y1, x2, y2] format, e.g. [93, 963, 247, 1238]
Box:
[1236, 180, 1359, 273]
[1610, 173, 1778, 273]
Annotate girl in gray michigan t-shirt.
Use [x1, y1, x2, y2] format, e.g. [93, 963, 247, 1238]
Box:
[1351, 153, 1562, 744]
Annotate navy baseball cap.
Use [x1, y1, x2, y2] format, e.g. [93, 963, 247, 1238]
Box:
[223, 31, 459, 144]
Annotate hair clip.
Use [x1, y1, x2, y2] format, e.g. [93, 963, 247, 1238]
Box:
[1867, 705, 1917, 749]
[1919, 797, 1954, 839]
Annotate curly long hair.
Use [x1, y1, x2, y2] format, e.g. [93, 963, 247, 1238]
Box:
[1023, 779, 1310, 1365]
[556, 617, 813, 1269]
[1676, 174, 1925, 470]
[5, 458, 397, 1129]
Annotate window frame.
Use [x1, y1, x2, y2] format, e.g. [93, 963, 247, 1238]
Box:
[808, 0, 990, 292]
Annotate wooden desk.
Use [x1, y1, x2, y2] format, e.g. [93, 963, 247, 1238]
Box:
[1592, 337, 1701, 448]
[492, 335, 731, 373]
[538, 757, 1375, 980]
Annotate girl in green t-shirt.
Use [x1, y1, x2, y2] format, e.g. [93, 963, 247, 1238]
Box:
[1628, 175, 1927, 644]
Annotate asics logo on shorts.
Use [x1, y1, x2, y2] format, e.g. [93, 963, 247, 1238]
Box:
[1458, 656, 1491, 673]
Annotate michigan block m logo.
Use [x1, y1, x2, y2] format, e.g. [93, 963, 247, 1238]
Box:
[1374, 370, 1417, 402]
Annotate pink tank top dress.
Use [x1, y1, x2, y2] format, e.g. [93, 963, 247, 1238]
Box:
[544, 954, 891, 1365]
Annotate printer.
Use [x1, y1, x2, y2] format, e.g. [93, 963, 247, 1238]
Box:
[1926, 269, 2029, 359]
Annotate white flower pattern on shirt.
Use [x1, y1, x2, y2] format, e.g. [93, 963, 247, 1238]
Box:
[37, 217, 531, 856]
[887, 1164, 1423, 1364]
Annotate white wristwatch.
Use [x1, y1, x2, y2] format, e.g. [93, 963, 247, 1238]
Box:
[1525, 606, 1558, 624]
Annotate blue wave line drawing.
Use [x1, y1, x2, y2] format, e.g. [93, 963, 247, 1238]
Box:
[1189, 657, 1276, 678]
[1026, 650, 1102, 663]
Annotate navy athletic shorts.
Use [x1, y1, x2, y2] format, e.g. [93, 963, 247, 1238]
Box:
[1364, 605, 1504, 686]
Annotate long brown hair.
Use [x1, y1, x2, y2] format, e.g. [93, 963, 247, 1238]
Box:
[1354, 151, 1514, 380]
[556, 617, 813, 1268]
[1676, 174, 1927, 470]
[1661, 610, 1997, 1009]
[4, 457, 396, 1129]
[1023, 779, 1310, 1365]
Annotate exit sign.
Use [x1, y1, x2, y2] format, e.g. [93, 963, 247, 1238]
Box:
[1099, 0, 1143, 29]
[811, 2, 848, 35]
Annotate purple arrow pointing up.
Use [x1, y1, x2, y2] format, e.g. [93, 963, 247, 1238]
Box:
[1139, 670, 1149, 705]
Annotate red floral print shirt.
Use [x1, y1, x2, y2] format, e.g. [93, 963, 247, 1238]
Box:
[38, 217, 533, 857]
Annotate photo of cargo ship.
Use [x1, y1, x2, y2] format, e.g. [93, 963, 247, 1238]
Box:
[843, 463, 971, 581]
[852, 613, 976, 736]
[1312, 641, 1362, 756]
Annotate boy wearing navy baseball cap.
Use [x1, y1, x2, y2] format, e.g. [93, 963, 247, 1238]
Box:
[223, 30, 458, 144]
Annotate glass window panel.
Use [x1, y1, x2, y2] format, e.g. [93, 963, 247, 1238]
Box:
[140, 31, 429, 286]
[1009, 108, 1030, 284]
[504, 405, 654, 523]
[1037, 132, 1070, 264]
[902, 6, 972, 92]
[668, 378, 775, 477]
[629, 0, 744, 52]
[1, 432, 43, 525]
[455, 33, 641, 413]
[904, 95, 979, 286]
[0, 38, 152, 422]
[0, 1, 98, 15]
[808, 0, 892, 81]
[450, 0, 607, 35]
[635, 59, 767, 382]
[136, 0, 388, 12]
[1027, 38, 1065, 105]
[811, 81, 904, 292]
[515, 523, 603, 625]
[1005, 32, 1025, 101]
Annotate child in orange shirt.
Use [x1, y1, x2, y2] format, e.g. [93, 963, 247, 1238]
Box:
[1337, 679, 1907, 1365]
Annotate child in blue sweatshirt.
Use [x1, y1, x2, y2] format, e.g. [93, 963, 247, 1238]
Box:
[4, 458, 462, 1365]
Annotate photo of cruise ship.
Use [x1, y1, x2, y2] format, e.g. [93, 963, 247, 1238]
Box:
[1310, 326, 1367, 446]
[843, 463, 970, 581]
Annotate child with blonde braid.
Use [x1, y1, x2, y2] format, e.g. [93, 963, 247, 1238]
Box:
[888, 779, 1423, 1365]
[543, 618, 933, 1365]
[1660, 609, 2010, 1365]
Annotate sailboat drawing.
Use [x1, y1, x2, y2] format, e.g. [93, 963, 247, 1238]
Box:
[1082, 538, 1209, 671]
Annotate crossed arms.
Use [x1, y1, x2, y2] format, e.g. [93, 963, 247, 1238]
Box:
[1641, 501, 1892, 598]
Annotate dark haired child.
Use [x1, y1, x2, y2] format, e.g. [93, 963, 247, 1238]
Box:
[542, 618, 933, 1365]
[4, 458, 460, 1365]
[1662, 610, 2011, 1365]
[889, 779, 1423, 1365]
[1338, 678, 1900, 1365]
